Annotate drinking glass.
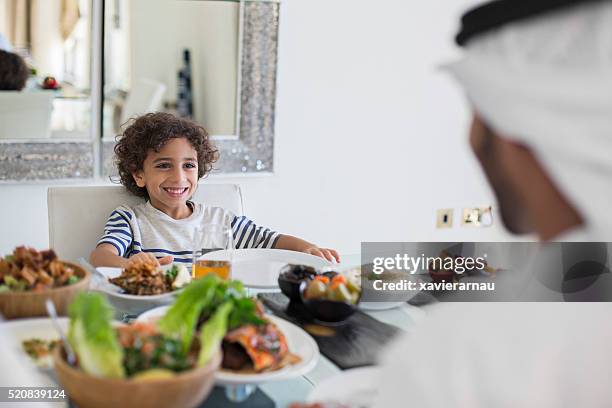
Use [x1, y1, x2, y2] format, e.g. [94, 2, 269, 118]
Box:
[192, 224, 234, 280]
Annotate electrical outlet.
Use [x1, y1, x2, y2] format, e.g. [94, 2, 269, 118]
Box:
[436, 209, 454, 228]
[462, 206, 493, 227]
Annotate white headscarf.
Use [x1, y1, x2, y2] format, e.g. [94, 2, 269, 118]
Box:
[446, 1, 612, 240]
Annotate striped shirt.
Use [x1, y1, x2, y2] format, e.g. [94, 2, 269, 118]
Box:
[97, 201, 280, 264]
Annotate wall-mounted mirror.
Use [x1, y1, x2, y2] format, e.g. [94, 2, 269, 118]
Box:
[102, 0, 279, 175]
[103, 0, 241, 139]
[0, 0, 93, 140]
[0, 0, 95, 181]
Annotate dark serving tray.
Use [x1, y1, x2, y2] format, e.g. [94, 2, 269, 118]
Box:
[258, 292, 402, 370]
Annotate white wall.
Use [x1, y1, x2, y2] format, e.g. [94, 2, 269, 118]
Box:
[0, 0, 517, 257]
[127, 0, 239, 135]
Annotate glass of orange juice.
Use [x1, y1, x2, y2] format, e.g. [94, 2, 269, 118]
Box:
[192, 224, 234, 280]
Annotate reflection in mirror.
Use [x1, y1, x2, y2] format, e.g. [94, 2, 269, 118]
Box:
[103, 0, 240, 139]
[0, 0, 92, 139]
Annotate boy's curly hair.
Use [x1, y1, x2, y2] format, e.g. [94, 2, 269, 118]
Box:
[114, 112, 218, 199]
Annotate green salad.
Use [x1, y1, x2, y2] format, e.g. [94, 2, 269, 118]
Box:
[66, 275, 265, 379]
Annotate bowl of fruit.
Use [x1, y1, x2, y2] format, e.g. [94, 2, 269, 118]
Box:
[299, 272, 361, 324]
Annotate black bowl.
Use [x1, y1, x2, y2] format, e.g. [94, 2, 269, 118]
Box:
[299, 280, 359, 324]
[278, 264, 317, 302]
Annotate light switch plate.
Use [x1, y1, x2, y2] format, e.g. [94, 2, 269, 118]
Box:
[436, 209, 454, 228]
[462, 206, 493, 227]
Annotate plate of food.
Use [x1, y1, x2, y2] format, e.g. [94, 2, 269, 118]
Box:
[93, 260, 192, 315]
[278, 264, 400, 313]
[0, 246, 90, 318]
[200, 249, 332, 289]
[4, 292, 221, 408]
[0, 316, 70, 393]
[137, 276, 320, 385]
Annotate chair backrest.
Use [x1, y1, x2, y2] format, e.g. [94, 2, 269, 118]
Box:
[48, 183, 245, 262]
[0, 91, 53, 139]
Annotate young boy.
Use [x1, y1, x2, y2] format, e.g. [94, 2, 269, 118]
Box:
[90, 112, 339, 268]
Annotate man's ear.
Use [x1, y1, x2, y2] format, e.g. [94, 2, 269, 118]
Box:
[132, 170, 146, 188]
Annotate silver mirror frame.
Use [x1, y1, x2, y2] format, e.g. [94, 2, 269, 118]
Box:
[102, 0, 280, 176]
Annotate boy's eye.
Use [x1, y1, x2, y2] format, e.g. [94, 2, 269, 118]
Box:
[184, 162, 197, 169]
[156, 163, 171, 169]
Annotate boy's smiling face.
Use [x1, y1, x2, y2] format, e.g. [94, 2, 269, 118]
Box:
[133, 137, 199, 219]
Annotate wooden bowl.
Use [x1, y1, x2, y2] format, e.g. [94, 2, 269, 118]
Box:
[0, 261, 91, 319]
[53, 346, 221, 408]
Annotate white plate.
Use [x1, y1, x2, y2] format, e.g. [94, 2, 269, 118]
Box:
[201, 249, 332, 289]
[94, 267, 179, 315]
[307, 366, 382, 406]
[138, 305, 320, 385]
[0, 318, 68, 393]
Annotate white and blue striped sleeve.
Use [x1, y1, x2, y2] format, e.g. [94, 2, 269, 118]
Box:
[97, 206, 134, 257]
[231, 215, 280, 249]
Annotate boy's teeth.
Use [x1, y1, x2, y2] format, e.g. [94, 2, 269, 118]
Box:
[165, 188, 186, 194]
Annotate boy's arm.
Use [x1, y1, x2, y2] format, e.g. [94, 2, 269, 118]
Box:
[274, 234, 340, 263]
[90, 243, 129, 268]
[90, 244, 173, 268]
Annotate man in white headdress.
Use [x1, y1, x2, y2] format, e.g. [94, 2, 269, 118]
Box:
[452, 0, 612, 242]
[373, 1, 612, 407]
[289, 2, 612, 407]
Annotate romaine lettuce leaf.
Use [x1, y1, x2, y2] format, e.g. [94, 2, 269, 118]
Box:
[198, 301, 233, 367]
[67, 293, 125, 378]
[157, 274, 218, 353]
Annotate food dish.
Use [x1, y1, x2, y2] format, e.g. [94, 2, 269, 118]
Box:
[52, 292, 220, 408]
[201, 249, 331, 289]
[0, 247, 81, 292]
[302, 273, 360, 304]
[21, 338, 59, 368]
[139, 306, 320, 385]
[299, 279, 360, 324]
[278, 264, 319, 301]
[0, 317, 69, 389]
[108, 260, 190, 295]
[54, 346, 219, 408]
[93, 266, 180, 315]
[0, 247, 91, 319]
[342, 265, 421, 311]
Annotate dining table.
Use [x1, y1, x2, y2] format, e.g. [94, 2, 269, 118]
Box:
[249, 254, 428, 407]
[0, 254, 431, 408]
[258, 301, 425, 407]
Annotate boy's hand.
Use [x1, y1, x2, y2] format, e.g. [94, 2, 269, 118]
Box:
[303, 246, 340, 263]
[127, 252, 173, 267]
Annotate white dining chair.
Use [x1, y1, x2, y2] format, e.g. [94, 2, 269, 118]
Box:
[47, 183, 245, 262]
